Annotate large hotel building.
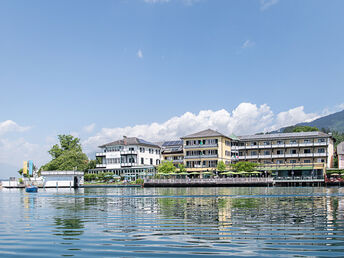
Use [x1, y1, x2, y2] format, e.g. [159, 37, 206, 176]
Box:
[90, 129, 335, 177]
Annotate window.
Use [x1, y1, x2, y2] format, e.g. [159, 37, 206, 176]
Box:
[318, 138, 325, 143]
[290, 149, 297, 154]
[263, 160, 271, 164]
[251, 141, 257, 146]
[251, 151, 257, 156]
[263, 141, 270, 145]
[277, 140, 284, 145]
[304, 149, 311, 154]
[290, 140, 297, 144]
[304, 160, 311, 163]
[141, 158, 144, 164]
[276, 160, 283, 164]
[318, 148, 325, 153]
[304, 139, 311, 143]
[225, 150, 230, 156]
[225, 140, 231, 146]
[263, 150, 271, 155]
[156, 159, 160, 165]
[150, 158, 153, 165]
[140, 147, 145, 153]
[277, 150, 284, 155]
[290, 160, 297, 164]
[129, 147, 134, 151]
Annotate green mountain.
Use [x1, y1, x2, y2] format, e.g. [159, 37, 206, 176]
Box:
[281, 109, 344, 133]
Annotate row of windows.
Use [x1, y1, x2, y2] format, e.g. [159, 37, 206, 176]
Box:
[186, 150, 218, 156]
[260, 158, 326, 164]
[139, 147, 160, 154]
[166, 156, 183, 161]
[185, 139, 218, 146]
[186, 160, 218, 168]
[240, 148, 326, 156]
[248, 138, 326, 146]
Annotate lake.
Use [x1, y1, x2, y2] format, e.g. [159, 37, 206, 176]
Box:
[0, 187, 344, 257]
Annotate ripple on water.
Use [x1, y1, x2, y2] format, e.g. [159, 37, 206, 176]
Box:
[1, 187, 344, 257]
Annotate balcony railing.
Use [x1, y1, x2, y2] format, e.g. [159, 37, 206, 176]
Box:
[239, 153, 328, 159]
[184, 154, 218, 159]
[120, 150, 138, 155]
[96, 164, 106, 168]
[96, 152, 106, 156]
[237, 142, 328, 149]
[121, 162, 138, 167]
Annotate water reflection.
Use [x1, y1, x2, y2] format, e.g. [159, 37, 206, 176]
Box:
[1, 187, 344, 257]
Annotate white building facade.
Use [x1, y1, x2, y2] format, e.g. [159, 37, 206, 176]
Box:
[89, 136, 161, 178]
[41, 171, 84, 188]
[338, 142, 344, 169]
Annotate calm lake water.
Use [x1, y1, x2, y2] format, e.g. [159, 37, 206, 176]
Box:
[1, 187, 344, 257]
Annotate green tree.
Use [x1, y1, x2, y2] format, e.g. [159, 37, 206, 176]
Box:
[85, 160, 97, 172]
[41, 135, 89, 171]
[157, 161, 176, 174]
[217, 160, 226, 172]
[178, 163, 186, 173]
[233, 161, 258, 172]
[292, 126, 319, 132]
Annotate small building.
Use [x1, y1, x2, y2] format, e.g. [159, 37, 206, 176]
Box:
[338, 142, 344, 169]
[161, 140, 184, 167]
[41, 171, 84, 188]
[89, 136, 161, 180]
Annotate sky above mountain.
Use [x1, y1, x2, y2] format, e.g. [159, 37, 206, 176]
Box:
[1, 0, 344, 177]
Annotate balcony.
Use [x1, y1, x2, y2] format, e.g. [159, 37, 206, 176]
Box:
[120, 150, 138, 155]
[172, 160, 184, 163]
[184, 154, 218, 159]
[184, 144, 218, 149]
[121, 162, 138, 167]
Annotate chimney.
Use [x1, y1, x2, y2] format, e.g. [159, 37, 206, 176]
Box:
[123, 136, 127, 145]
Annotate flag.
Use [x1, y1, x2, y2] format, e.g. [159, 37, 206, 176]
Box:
[23, 161, 28, 175]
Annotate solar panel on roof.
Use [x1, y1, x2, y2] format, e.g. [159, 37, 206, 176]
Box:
[138, 139, 154, 145]
[162, 140, 183, 146]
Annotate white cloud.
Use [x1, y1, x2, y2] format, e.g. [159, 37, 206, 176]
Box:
[260, 0, 279, 11]
[83, 103, 323, 154]
[0, 120, 30, 135]
[0, 137, 50, 174]
[268, 106, 319, 132]
[83, 123, 96, 133]
[137, 49, 143, 59]
[242, 40, 255, 49]
[338, 103, 344, 110]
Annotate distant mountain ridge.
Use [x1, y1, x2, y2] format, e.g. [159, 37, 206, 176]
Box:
[279, 109, 344, 133]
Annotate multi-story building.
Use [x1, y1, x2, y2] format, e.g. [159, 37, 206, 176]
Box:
[338, 142, 344, 169]
[234, 131, 334, 168]
[181, 129, 233, 172]
[161, 140, 184, 167]
[89, 136, 161, 178]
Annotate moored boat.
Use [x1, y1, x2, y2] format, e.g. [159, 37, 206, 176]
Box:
[25, 185, 38, 193]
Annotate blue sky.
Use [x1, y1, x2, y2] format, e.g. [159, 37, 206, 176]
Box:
[1, 0, 344, 177]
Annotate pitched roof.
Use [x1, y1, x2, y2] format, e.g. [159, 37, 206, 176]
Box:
[238, 131, 331, 141]
[99, 137, 160, 148]
[181, 129, 230, 139]
[338, 142, 344, 155]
